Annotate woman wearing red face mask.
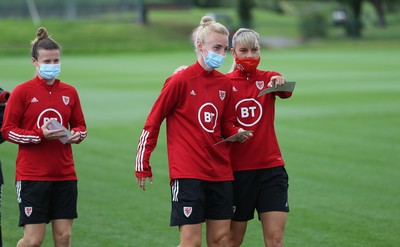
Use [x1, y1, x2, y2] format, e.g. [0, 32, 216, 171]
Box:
[135, 16, 252, 247]
[226, 28, 293, 247]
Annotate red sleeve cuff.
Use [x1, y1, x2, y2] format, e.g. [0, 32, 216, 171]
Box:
[37, 128, 45, 140]
[135, 170, 153, 178]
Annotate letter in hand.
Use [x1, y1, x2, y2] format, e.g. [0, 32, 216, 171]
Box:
[214, 129, 253, 145]
[267, 75, 286, 88]
[236, 128, 253, 143]
[43, 119, 72, 143]
[66, 130, 81, 144]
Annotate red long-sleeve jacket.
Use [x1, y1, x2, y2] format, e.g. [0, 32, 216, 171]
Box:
[226, 69, 292, 171]
[1, 76, 87, 181]
[135, 62, 239, 182]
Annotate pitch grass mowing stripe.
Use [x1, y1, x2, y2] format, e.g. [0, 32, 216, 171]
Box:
[1, 47, 399, 246]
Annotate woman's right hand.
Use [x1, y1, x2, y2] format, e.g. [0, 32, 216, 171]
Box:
[138, 176, 153, 191]
[41, 120, 67, 140]
[173, 65, 188, 74]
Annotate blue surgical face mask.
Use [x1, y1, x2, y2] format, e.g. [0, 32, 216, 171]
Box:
[36, 63, 61, 80]
[202, 49, 226, 69]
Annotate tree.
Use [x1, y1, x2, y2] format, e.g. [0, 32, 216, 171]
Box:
[238, 0, 255, 28]
[369, 0, 386, 27]
[279, 0, 399, 38]
[338, 0, 363, 37]
[337, 0, 395, 36]
[135, 0, 147, 25]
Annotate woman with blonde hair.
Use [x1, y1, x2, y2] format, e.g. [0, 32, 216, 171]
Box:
[1, 27, 87, 247]
[227, 28, 292, 247]
[135, 16, 250, 247]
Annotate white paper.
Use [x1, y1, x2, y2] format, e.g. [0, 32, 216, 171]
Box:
[47, 119, 72, 144]
[214, 130, 254, 145]
[257, 81, 296, 98]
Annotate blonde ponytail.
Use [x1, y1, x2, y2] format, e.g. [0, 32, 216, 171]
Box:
[194, 15, 229, 54]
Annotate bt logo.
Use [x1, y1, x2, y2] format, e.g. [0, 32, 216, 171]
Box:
[204, 112, 215, 123]
[241, 106, 258, 118]
[44, 117, 58, 123]
[36, 108, 63, 128]
[198, 103, 218, 133]
[236, 98, 262, 127]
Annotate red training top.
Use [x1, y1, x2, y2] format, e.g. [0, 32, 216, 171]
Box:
[135, 62, 239, 182]
[226, 69, 292, 171]
[1, 76, 87, 181]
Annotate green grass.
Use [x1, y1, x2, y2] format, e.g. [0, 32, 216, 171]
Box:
[1, 44, 400, 246]
[1, 5, 399, 55]
[1, 5, 400, 246]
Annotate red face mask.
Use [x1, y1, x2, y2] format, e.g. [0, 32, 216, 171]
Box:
[235, 57, 261, 73]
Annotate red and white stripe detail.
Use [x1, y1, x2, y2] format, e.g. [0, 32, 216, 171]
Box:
[136, 129, 149, 172]
[9, 131, 41, 144]
[79, 130, 87, 140]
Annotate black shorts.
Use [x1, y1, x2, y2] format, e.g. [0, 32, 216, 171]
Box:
[170, 179, 233, 226]
[16, 180, 78, 227]
[232, 166, 289, 222]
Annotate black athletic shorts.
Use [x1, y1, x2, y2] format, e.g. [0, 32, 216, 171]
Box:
[232, 166, 289, 222]
[170, 179, 233, 226]
[16, 180, 78, 227]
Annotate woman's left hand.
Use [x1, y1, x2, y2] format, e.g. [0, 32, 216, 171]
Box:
[236, 128, 253, 143]
[66, 130, 81, 143]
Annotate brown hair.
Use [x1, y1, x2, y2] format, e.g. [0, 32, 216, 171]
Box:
[31, 27, 61, 60]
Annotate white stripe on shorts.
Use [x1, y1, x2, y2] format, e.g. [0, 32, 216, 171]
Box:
[16, 180, 22, 203]
[171, 180, 179, 202]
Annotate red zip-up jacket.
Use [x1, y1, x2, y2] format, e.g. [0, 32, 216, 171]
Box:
[1, 76, 87, 181]
[226, 69, 292, 171]
[136, 62, 239, 182]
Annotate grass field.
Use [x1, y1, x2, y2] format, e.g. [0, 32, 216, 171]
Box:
[1, 44, 399, 246]
[1, 4, 400, 246]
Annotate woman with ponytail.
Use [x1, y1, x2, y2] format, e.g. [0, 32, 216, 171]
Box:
[1, 27, 87, 247]
[173, 27, 291, 247]
[135, 16, 251, 247]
